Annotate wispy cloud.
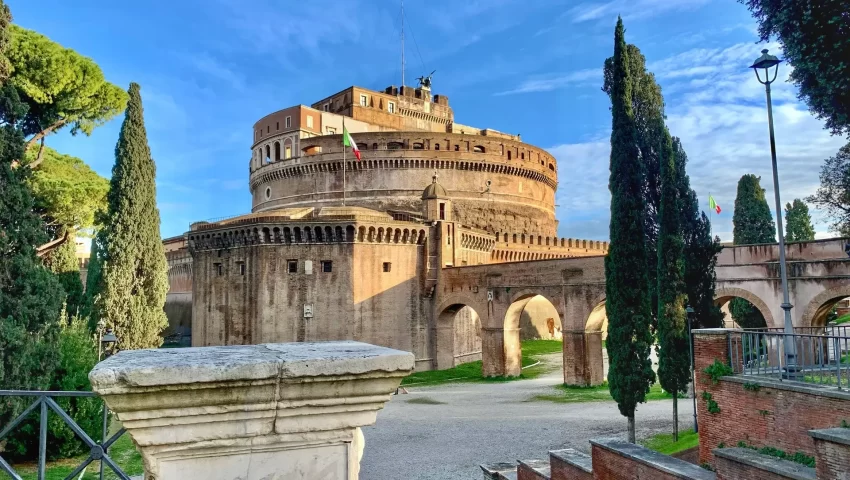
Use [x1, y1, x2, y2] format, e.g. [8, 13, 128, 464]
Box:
[566, 0, 711, 23]
[184, 52, 245, 92]
[494, 68, 601, 95]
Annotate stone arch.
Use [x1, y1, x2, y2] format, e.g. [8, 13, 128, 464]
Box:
[368, 226, 376, 242]
[435, 298, 484, 370]
[314, 226, 323, 242]
[802, 284, 850, 327]
[357, 226, 366, 242]
[335, 226, 343, 243]
[324, 226, 333, 242]
[499, 290, 562, 377]
[274, 141, 281, 161]
[345, 225, 355, 242]
[714, 286, 776, 328]
[265, 144, 270, 161]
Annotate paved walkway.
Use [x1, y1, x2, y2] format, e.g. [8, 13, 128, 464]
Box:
[360, 354, 694, 480]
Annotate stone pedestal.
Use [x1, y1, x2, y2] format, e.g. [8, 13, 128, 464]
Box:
[89, 341, 414, 480]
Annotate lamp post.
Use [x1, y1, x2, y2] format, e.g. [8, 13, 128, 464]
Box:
[97, 320, 119, 361]
[686, 305, 698, 433]
[750, 49, 796, 372]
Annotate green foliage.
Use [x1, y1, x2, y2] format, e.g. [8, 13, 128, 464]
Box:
[807, 142, 850, 236]
[758, 409, 771, 417]
[841, 419, 849, 428]
[93, 83, 168, 350]
[603, 42, 666, 326]
[701, 463, 716, 472]
[736, 441, 816, 468]
[82, 231, 103, 326]
[605, 18, 655, 431]
[701, 391, 720, 414]
[703, 359, 734, 384]
[532, 382, 678, 404]
[656, 124, 691, 443]
[743, 382, 761, 392]
[26, 146, 109, 233]
[6, 25, 128, 143]
[44, 231, 84, 317]
[784, 199, 815, 242]
[0, 1, 11, 81]
[641, 428, 699, 455]
[740, 1, 850, 136]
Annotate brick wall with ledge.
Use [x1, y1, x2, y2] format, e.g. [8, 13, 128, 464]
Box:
[589, 439, 715, 480]
[712, 448, 815, 480]
[809, 427, 850, 479]
[694, 328, 850, 466]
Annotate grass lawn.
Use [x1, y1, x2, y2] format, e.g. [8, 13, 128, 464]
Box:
[12, 429, 143, 480]
[835, 313, 850, 325]
[640, 428, 699, 455]
[401, 339, 562, 386]
[531, 382, 681, 404]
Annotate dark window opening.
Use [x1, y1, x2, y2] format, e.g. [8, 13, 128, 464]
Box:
[321, 260, 333, 272]
[434, 143, 440, 150]
[382, 262, 392, 272]
[276, 122, 279, 130]
[239, 263, 245, 275]
[215, 263, 223, 276]
[439, 203, 446, 220]
[453, 144, 459, 151]
[287, 260, 298, 273]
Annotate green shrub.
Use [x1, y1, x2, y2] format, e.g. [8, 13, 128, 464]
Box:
[1, 317, 101, 461]
[703, 359, 733, 384]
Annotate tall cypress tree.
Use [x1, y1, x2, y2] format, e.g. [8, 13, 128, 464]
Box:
[656, 127, 690, 441]
[730, 174, 775, 328]
[94, 83, 168, 349]
[676, 138, 723, 330]
[605, 16, 655, 443]
[785, 199, 815, 242]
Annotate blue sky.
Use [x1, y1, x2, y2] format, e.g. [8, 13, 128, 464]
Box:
[9, 0, 848, 241]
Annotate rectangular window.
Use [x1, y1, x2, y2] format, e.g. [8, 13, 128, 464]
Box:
[382, 262, 392, 272]
[360, 94, 367, 106]
[285, 116, 291, 128]
[304, 260, 313, 275]
[215, 263, 223, 276]
[327, 127, 336, 135]
[439, 203, 446, 220]
[267, 126, 270, 133]
[388, 101, 395, 113]
[284, 145, 292, 159]
[307, 116, 314, 128]
[321, 260, 333, 273]
[323, 103, 329, 112]
[287, 260, 298, 273]
[276, 122, 279, 130]
[239, 262, 245, 275]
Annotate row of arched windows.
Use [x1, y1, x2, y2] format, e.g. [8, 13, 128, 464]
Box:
[494, 232, 609, 251]
[188, 224, 428, 250]
[491, 250, 572, 262]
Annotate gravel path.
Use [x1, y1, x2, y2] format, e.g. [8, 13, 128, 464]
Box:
[360, 354, 693, 480]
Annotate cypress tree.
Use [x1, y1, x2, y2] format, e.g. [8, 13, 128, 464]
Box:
[45, 229, 84, 318]
[94, 83, 168, 349]
[676, 139, 723, 330]
[605, 16, 655, 443]
[730, 174, 775, 328]
[82, 230, 103, 328]
[785, 199, 815, 242]
[656, 127, 690, 441]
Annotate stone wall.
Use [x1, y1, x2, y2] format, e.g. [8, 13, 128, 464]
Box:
[589, 439, 716, 480]
[694, 329, 850, 466]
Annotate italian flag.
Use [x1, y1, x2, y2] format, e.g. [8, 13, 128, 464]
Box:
[343, 126, 361, 161]
[709, 195, 721, 214]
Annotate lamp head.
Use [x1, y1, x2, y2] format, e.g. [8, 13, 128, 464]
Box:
[750, 49, 781, 85]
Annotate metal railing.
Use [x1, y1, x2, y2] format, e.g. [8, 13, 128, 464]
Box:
[731, 331, 850, 389]
[741, 325, 850, 337]
[0, 391, 130, 480]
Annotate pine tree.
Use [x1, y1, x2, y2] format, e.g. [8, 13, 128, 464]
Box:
[731, 174, 775, 328]
[656, 127, 690, 441]
[605, 16, 655, 444]
[785, 199, 815, 242]
[676, 138, 724, 329]
[45, 229, 84, 318]
[94, 83, 168, 349]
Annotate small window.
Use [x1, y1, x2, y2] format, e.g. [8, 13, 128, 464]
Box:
[382, 262, 392, 272]
[327, 127, 336, 135]
[287, 260, 298, 273]
[521, 152, 525, 159]
[439, 203, 446, 220]
[360, 94, 367, 106]
[265, 187, 271, 199]
[388, 101, 395, 113]
[453, 144, 459, 151]
[323, 103, 329, 111]
[434, 143, 440, 150]
[239, 263, 245, 275]
[285, 116, 291, 128]
[304, 260, 313, 275]
[276, 122, 279, 130]
[215, 263, 223, 276]
[321, 260, 333, 272]
[285, 145, 292, 159]
[307, 116, 313, 128]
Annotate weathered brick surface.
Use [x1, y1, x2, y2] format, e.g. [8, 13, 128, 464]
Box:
[517, 459, 550, 480]
[713, 448, 815, 480]
[695, 330, 850, 466]
[810, 428, 850, 480]
[549, 449, 592, 480]
[589, 442, 715, 480]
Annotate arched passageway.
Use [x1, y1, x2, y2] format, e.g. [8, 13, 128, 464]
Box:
[714, 287, 776, 329]
[435, 303, 482, 370]
[502, 293, 561, 377]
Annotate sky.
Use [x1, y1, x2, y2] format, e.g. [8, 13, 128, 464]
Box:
[9, 0, 848, 241]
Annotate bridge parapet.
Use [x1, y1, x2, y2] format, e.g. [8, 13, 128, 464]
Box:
[717, 238, 849, 266]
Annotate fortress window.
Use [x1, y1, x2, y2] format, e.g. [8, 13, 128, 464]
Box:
[413, 142, 424, 150]
[387, 142, 403, 150]
[321, 260, 333, 273]
[453, 144, 459, 151]
[323, 103, 329, 112]
[285, 116, 291, 128]
[434, 143, 440, 151]
[388, 101, 395, 113]
[287, 260, 298, 273]
[473, 145, 485, 153]
[276, 122, 279, 130]
[215, 263, 223, 276]
[382, 262, 392, 272]
[238, 262, 245, 275]
[265, 187, 271, 200]
[439, 203, 446, 221]
[307, 116, 314, 128]
[360, 94, 367, 106]
[507, 151, 512, 160]
[327, 127, 336, 135]
[521, 152, 525, 159]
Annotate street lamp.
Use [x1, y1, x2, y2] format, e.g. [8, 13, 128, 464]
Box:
[750, 49, 796, 373]
[97, 320, 119, 361]
[686, 305, 698, 433]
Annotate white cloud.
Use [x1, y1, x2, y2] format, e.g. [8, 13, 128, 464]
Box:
[495, 68, 601, 95]
[566, 0, 711, 24]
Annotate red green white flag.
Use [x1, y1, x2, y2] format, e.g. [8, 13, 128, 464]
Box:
[343, 126, 361, 161]
[709, 195, 721, 214]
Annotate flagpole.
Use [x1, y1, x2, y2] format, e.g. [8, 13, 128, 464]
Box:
[709, 191, 713, 240]
[342, 117, 347, 206]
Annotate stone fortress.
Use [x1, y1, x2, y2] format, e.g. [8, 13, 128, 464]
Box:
[163, 80, 608, 371]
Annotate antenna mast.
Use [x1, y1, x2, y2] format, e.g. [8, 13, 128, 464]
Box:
[401, 0, 405, 88]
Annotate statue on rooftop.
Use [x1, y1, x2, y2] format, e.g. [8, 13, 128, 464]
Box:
[417, 70, 436, 89]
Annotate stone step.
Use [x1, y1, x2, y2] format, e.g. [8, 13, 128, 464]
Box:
[549, 448, 593, 480]
[517, 458, 551, 480]
[480, 462, 517, 480]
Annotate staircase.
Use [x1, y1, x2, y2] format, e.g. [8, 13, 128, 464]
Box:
[481, 448, 592, 480]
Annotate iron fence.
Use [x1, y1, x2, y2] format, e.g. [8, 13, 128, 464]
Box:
[731, 331, 850, 389]
[0, 390, 130, 480]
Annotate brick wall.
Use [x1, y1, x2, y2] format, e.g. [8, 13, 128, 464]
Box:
[713, 448, 815, 480]
[589, 440, 715, 480]
[549, 454, 592, 480]
[694, 329, 850, 466]
[810, 428, 850, 480]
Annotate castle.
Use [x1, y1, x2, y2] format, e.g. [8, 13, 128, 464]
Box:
[164, 82, 608, 371]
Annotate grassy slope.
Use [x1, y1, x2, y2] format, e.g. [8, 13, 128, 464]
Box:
[532, 382, 681, 404]
[401, 340, 562, 386]
[14, 433, 143, 480]
[640, 428, 699, 455]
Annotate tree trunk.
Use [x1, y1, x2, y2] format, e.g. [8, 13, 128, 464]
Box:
[673, 394, 679, 442]
[628, 415, 636, 443]
[16, 119, 67, 169]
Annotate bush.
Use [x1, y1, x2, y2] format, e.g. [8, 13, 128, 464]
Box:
[1, 316, 101, 461]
